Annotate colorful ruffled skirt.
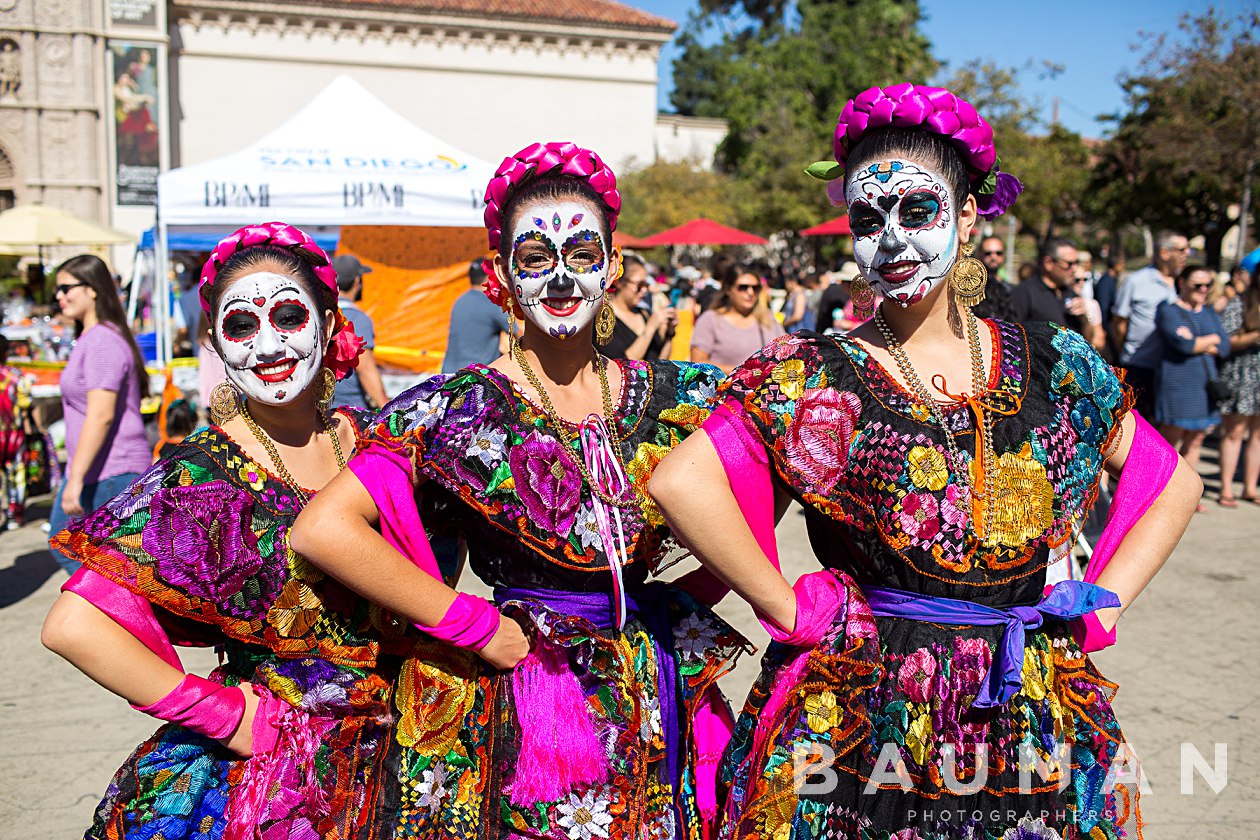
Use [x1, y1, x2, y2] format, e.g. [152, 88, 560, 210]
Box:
[718, 571, 1141, 840]
[86, 646, 398, 840]
[360, 584, 747, 840]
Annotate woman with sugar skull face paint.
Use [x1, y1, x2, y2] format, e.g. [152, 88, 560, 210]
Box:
[42, 222, 446, 839]
[650, 85, 1203, 839]
[292, 142, 747, 839]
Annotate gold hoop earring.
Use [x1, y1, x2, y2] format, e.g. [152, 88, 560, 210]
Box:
[316, 368, 336, 413]
[849, 276, 876, 321]
[950, 243, 988, 308]
[209, 381, 241, 425]
[595, 298, 616, 345]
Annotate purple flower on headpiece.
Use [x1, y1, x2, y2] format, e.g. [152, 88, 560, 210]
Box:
[508, 431, 581, 537]
[975, 172, 1024, 220]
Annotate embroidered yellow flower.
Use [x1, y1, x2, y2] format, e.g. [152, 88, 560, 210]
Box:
[981, 442, 1054, 547]
[770, 359, 806, 400]
[906, 712, 934, 766]
[658, 404, 709, 429]
[237, 462, 266, 491]
[907, 445, 949, 491]
[626, 441, 672, 527]
[805, 690, 841, 733]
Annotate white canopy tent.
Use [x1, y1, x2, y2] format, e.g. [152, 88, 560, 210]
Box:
[153, 75, 495, 365]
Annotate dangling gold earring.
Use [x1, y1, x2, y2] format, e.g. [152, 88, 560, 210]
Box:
[316, 368, 336, 413]
[849, 275, 876, 321]
[595, 297, 616, 345]
[950, 242, 988, 308]
[209, 381, 241, 425]
[507, 307, 517, 359]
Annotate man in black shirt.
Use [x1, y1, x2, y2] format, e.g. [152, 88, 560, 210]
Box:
[1010, 237, 1079, 325]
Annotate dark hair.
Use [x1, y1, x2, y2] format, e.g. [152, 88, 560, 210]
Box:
[55, 254, 150, 399]
[1039, 237, 1076, 264]
[497, 176, 612, 259]
[0, 333, 8, 360]
[847, 128, 970, 204]
[165, 398, 195, 439]
[468, 258, 487, 284]
[1177, 263, 1212, 291]
[204, 245, 336, 321]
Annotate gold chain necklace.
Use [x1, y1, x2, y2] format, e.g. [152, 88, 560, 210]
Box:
[512, 338, 638, 508]
[873, 305, 998, 543]
[239, 403, 346, 505]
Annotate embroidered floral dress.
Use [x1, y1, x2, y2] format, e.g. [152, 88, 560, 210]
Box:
[353, 362, 747, 840]
[716, 323, 1139, 840]
[52, 413, 430, 840]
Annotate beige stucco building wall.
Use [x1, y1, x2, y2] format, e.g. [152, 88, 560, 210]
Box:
[170, 1, 672, 174]
[0, 0, 110, 231]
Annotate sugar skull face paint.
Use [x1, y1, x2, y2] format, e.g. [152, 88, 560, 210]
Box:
[507, 199, 609, 340]
[213, 271, 324, 405]
[846, 159, 958, 307]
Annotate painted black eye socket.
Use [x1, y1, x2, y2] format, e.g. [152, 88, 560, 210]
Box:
[270, 302, 310, 333]
[849, 204, 883, 237]
[222, 311, 260, 340]
[899, 191, 942, 230]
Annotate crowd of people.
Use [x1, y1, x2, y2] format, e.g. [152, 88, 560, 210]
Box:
[14, 80, 1243, 840]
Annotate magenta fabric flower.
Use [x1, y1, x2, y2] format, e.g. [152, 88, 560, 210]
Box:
[939, 483, 970, 532]
[142, 482, 275, 611]
[898, 647, 938, 703]
[897, 491, 941, 540]
[784, 388, 862, 489]
[508, 431, 581, 537]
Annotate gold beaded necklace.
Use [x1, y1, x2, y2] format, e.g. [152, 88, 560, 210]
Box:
[239, 402, 346, 505]
[873, 305, 998, 543]
[512, 337, 638, 508]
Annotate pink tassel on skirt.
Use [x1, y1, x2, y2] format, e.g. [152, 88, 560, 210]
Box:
[508, 639, 611, 806]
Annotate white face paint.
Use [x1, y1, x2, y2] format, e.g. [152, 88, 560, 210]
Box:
[845, 159, 958, 307]
[507, 199, 609, 340]
[213, 271, 324, 406]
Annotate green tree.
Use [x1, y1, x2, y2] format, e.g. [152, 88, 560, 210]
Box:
[1090, 8, 1260, 267]
[616, 160, 748, 237]
[944, 63, 1093, 242]
[670, 0, 936, 233]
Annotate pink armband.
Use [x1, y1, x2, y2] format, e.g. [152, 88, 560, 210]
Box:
[416, 592, 499, 651]
[135, 673, 246, 741]
[1072, 611, 1117, 654]
[761, 570, 847, 647]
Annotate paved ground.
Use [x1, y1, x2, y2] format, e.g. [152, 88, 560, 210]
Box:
[2, 457, 1257, 839]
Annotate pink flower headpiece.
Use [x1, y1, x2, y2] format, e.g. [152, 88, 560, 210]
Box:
[199, 221, 364, 380]
[483, 141, 621, 252]
[806, 83, 1023, 220]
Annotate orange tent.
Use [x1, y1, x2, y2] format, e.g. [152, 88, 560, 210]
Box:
[336, 226, 490, 373]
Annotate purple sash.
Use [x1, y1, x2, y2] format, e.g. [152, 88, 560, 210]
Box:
[862, 580, 1120, 709]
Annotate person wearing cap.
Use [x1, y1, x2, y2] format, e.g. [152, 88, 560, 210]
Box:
[332, 254, 388, 410]
[441, 258, 514, 372]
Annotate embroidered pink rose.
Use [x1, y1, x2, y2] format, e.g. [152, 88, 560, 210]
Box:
[897, 491, 940, 540]
[508, 431, 581, 537]
[898, 647, 938, 703]
[783, 388, 862, 489]
[939, 483, 969, 531]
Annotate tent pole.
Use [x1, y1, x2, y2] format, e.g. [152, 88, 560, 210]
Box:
[155, 220, 171, 369]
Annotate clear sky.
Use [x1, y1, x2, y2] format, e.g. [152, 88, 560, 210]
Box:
[634, 0, 1250, 138]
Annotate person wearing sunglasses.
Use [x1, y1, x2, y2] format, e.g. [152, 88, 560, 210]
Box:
[1112, 230, 1189, 417]
[970, 235, 1016, 322]
[690, 254, 784, 373]
[1153, 264, 1231, 511]
[48, 255, 152, 574]
[1008, 237, 1089, 332]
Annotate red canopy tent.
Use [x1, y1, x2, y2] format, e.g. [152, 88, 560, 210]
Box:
[638, 218, 769, 247]
[613, 231, 656, 249]
[799, 215, 851, 236]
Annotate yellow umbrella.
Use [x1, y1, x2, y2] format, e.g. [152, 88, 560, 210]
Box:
[0, 204, 133, 250]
